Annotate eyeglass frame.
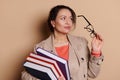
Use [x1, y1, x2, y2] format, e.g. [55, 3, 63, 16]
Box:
[77, 15, 97, 38]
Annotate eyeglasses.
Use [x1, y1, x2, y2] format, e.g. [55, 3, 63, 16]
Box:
[77, 15, 97, 38]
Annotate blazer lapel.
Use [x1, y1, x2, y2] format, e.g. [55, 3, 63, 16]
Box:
[43, 34, 58, 55]
[67, 34, 82, 66]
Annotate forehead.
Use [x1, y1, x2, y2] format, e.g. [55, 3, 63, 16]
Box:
[57, 9, 72, 16]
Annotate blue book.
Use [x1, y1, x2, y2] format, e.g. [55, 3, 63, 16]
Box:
[24, 61, 57, 80]
[36, 47, 70, 80]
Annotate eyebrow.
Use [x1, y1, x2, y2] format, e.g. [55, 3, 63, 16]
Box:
[59, 15, 72, 18]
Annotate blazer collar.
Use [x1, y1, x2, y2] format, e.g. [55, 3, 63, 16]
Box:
[44, 33, 80, 52]
[43, 34, 54, 52]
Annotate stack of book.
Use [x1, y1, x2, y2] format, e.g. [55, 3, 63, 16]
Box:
[23, 47, 70, 80]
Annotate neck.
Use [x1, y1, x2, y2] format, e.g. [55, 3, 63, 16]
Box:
[53, 32, 68, 42]
[53, 32, 69, 47]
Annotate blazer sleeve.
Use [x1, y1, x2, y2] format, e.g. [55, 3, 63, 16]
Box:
[80, 37, 104, 78]
[21, 70, 40, 80]
[21, 42, 44, 80]
[87, 54, 104, 78]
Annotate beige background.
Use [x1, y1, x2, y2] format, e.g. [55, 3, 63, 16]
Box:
[0, 0, 120, 80]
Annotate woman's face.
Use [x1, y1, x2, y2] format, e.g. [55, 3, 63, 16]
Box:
[51, 9, 74, 34]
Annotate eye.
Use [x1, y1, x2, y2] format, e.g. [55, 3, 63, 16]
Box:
[70, 17, 73, 21]
[60, 17, 66, 20]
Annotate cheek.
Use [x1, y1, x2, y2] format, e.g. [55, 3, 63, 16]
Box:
[71, 25, 75, 29]
[55, 21, 64, 27]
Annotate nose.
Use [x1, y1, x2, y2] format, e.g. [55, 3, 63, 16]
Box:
[65, 18, 72, 25]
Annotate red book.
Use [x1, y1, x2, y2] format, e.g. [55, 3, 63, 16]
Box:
[26, 53, 64, 79]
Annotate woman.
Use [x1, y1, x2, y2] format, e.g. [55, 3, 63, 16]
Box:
[21, 5, 104, 80]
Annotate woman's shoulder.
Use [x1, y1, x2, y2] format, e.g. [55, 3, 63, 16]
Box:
[33, 38, 49, 53]
[35, 39, 48, 49]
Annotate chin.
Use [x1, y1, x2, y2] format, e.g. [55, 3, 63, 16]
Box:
[58, 30, 70, 34]
[62, 31, 69, 34]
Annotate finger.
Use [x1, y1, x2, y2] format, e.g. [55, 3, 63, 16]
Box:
[98, 34, 103, 41]
[92, 36, 97, 44]
[96, 33, 103, 41]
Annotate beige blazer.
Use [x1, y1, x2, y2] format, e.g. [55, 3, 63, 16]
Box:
[21, 34, 104, 80]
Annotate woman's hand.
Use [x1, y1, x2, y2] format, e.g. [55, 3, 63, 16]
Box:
[91, 34, 104, 54]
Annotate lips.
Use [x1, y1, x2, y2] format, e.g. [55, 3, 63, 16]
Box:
[64, 26, 71, 30]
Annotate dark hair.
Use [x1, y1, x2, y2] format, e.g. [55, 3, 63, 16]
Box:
[47, 5, 76, 32]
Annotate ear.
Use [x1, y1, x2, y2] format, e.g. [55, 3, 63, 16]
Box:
[51, 20, 55, 27]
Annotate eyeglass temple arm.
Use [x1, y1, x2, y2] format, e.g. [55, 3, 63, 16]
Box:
[78, 15, 97, 37]
[77, 15, 92, 26]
